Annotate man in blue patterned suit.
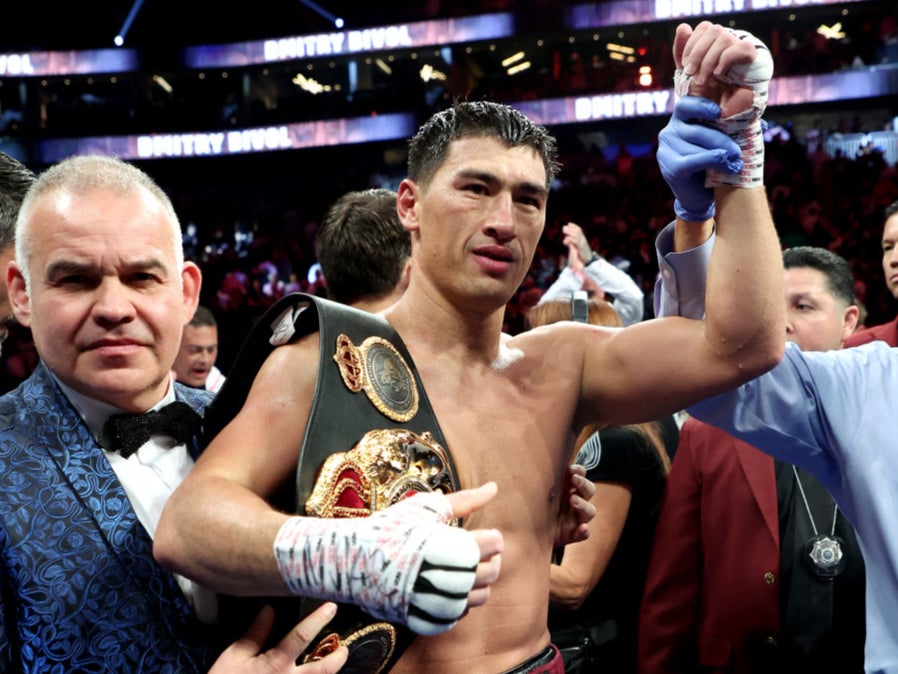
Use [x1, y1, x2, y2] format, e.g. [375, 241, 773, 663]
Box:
[0, 154, 350, 673]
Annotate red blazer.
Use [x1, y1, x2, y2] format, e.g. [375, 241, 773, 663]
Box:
[638, 417, 781, 673]
[844, 316, 898, 348]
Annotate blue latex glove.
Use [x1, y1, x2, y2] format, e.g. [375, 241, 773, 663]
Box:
[658, 96, 743, 222]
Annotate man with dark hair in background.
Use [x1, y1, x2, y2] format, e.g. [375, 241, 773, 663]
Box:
[651, 32, 898, 665]
[315, 188, 411, 313]
[173, 305, 226, 392]
[641, 246, 866, 673]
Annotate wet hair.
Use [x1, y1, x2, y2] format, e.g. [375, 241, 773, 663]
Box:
[316, 188, 411, 305]
[407, 100, 561, 189]
[782, 245, 855, 308]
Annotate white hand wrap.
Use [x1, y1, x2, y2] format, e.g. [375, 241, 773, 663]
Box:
[675, 29, 773, 189]
[274, 492, 480, 636]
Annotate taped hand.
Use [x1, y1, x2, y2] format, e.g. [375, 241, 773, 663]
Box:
[658, 95, 742, 222]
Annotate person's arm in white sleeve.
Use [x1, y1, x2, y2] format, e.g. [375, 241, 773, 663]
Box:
[581, 255, 644, 326]
[539, 265, 584, 303]
[540, 221, 644, 325]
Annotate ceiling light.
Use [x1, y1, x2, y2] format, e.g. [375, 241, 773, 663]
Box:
[298, 0, 343, 29]
[502, 51, 525, 67]
[606, 43, 635, 55]
[114, 0, 145, 47]
[292, 73, 326, 94]
[818, 23, 846, 40]
[507, 61, 531, 75]
[420, 64, 447, 82]
[639, 66, 653, 86]
[152, 75, 172, 93]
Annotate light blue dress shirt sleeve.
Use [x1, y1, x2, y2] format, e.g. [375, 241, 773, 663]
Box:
[688, 343, 863, 489]
[653, 220, 714, 320]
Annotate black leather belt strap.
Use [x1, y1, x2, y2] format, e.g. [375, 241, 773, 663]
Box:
[500, 645, 559, 674]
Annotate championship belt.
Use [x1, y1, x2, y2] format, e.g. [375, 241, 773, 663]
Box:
[202, 293, 460, 674]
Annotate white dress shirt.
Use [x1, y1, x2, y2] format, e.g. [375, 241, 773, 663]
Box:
[54, 374, 219, 624]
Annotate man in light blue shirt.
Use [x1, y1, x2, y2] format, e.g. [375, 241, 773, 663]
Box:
[654, 89, 898, 673]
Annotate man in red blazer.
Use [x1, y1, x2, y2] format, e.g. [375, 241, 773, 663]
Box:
[845, 200, 898, 348]
[638, 246, 867, 673]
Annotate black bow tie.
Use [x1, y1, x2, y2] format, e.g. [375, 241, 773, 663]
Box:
[99, 401, 202, 458]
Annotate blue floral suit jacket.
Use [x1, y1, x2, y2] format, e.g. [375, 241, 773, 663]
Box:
[0, 363, 219, 673]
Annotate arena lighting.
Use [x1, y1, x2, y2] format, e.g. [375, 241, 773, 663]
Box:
[501, 51, 525, 67]
[606, 43, 635, 55]
[298, 0, 343, 29]
[638, 65, 653, 87]
[291, 72, 332, 94]
[818, 23, 847, 40]
[114, 0, 146, 47]
[419, 63, 446, 82]
[152, 74, 172, 93]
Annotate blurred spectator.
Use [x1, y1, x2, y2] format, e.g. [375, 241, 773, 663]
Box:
[315, 188, 411, 312]
[539, 222, 645, 326]
[845, 199, 898, 347]
[172, 305, 226, 393]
